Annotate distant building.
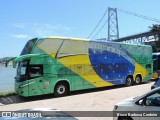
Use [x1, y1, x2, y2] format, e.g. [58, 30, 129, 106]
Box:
[7, 61, 13, 66]
[0, 57, 15, 67]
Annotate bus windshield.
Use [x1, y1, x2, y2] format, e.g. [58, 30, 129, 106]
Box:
[16, 61, 28, 82]
[20, 38, 37, 55]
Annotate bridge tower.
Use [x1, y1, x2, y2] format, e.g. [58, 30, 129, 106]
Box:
[108, 7, 119, 41]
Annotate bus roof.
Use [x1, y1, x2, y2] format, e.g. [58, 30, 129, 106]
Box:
[37, 36, 152, 47]
[38, 36, 89, 41]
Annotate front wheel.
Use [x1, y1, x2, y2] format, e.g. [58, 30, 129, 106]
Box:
[54, 82, 68, 97]
[125, 76, 133, 86]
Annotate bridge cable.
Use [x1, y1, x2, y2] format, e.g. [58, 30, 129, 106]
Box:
[117, 8, 160, 23]
[92, 19, 108, 39]
[87, 9, 108, 39]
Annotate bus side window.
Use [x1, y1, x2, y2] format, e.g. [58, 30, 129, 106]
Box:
[146, 64, 151, 69]
[28, 65, 43, 79]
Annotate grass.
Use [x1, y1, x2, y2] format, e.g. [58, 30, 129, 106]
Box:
[0, 91, 16, 97]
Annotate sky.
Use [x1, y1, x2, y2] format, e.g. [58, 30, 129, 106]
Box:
[0, 0, 160, 58]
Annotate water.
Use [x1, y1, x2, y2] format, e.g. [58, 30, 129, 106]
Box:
[0, 65, 16, 92]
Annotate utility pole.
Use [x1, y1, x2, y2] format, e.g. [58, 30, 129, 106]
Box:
[108, 7, 119, 41]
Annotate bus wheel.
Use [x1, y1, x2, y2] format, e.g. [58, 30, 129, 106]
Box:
[125, 76, 133, 86]
[135, 75, 142, 85]
[54, 82, 68, 97]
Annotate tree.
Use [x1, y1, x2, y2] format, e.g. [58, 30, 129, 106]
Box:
[149, 24, 160, 32]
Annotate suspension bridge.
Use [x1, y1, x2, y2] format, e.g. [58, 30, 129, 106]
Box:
[87, 7, 160, 52]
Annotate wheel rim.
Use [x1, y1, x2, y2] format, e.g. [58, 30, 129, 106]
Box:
[135, 77, 140, 84]
[57, 85, 65, 95]
[126, 77, 132, 86]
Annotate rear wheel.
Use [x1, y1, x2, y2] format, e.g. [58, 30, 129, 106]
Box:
[54, 82, 68, 97]
[125, 76, 133, 86]
[135, 75, 142, 84]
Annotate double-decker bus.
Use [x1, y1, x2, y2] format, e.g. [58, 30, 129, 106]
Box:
[152, 52, 160, 79]
[13, 37, 153, 97]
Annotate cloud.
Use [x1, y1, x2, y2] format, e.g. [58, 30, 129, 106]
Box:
[11, 34, 30, 39]
[63, 26, 72, 30]
[12, 23, 73, 37]
[31, 23, 72, 31]
[30, 23, 73, 36]
[12, 23, 26, 29]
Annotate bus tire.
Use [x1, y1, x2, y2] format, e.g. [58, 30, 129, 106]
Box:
[125, 76, 133, 86]
[54, 82, 68, 97]
[135, 75, 142, 85]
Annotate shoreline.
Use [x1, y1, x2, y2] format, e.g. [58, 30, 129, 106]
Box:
[0, 66, 15, 92]
[0, 91, 16, 97]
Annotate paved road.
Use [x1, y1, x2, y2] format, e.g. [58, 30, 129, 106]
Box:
[0, 81, 154, 120]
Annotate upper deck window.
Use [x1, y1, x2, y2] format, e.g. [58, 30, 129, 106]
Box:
[58, 40, 87, 58]
[20, 38, 37, 55]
